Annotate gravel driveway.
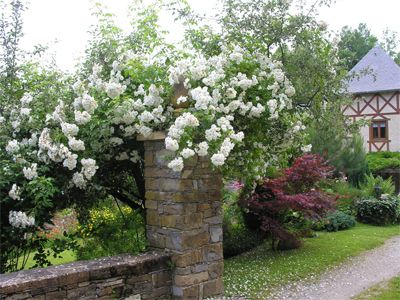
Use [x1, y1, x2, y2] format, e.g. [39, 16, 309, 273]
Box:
[268, 235, 400, 300]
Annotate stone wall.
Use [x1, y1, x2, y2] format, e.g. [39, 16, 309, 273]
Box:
[139, 132, 224, 299]
[0, 252, 172, 300]
[1, 131, 224, 300]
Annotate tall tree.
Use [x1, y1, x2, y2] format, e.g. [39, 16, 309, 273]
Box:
[337, 23, 400, 69]
[337, 23, 378, 70]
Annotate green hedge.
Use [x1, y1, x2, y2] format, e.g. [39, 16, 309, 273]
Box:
[366, 152, 400, 173]
[356, 196, 400, 226]
[324, 211, 356, 232]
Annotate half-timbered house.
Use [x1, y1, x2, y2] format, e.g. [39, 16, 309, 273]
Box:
[343, 46, 400, 152]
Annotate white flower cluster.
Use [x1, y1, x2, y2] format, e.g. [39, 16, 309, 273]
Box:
[190, 86, 213, 110]
[63, 153, 78, 170]
[110, 83, 169, 142]
[61, 122, 79, 137]
[74, 110, 91, 125]
[6, 93, 35, 133]
[168, 112, 199, 140]
[6, 140, 20, 154]
[89, 62, 128, 99]
[292, 121, 306, 133]
[72, 158, 98, 189]
[163, 45, 300, 176]
[301, 144, 312, 152]
[9, 184, 21, 200]
[73, 94, 98, 115]
[68, 137, 85, 151]
[23, 163, 38, 180]
[38, 128, 70, 163]
[9, 211, 35, 228]
[2, 43, 304, 207]
[47, 100, 65, 123]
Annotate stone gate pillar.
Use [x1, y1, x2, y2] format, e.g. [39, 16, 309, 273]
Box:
[138, 132, 224, 299]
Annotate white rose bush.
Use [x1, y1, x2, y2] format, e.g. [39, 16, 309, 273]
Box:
[0, 2, 306, 273]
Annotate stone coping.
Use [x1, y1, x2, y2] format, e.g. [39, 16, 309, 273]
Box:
[137, 131, 166, 141]
[0, 251, 171, 295]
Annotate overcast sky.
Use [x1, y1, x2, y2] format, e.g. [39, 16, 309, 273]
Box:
[18, 0, 400, 71]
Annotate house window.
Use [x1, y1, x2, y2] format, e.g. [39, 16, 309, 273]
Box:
[371, 120, 388, 140]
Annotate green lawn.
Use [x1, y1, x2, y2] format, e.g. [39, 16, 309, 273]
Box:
[224, 223, 400, 299]
[19, 249, 76, 270]
[353, 276, 400, 300]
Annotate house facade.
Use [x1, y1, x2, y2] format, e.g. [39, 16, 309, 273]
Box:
[343, 46, 400, 152]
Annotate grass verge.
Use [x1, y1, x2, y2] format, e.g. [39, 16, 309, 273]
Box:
[19, 249, 76, 270]
[224, 223, 400, 299]
[353, 276, 400, 300]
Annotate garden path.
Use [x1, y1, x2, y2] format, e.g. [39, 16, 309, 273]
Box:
[268, 235, 400, 300]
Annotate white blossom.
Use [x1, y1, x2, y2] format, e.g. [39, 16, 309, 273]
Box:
[106, 82, 126, 99]
[138, 125, 152, 137]
[168, 157, 184, 172]
[248, 103, 265, 118]
[51, 101, 65, 123]
[181, 148, 195, 159]
[220, 138, 235, 157]
[168, 113, 199, 140]
[20, 93, 33, 106]
[20, 108, 31, 116]
[165, 137, 179, 151]
[68, 137, 85, 151]
[285, 85, 295, 97]
[230, 131, 244, 142]
[81, 158, 98, 180]
[9, 211, 35, 228]
[134, 84, 145, 96]
[121, 111, 138, 125]
[217, 116, 233, 132]
[177, 96, 187, 104]
[139, 111, 155, 123]
[81, 94, 98, 114]
[74, 110, 91, 125]
[196, 142, 209, 156]
[190, 86, 212, 110]
[211, 153, 226, 166]
[267, 99, 278, 112]
[47, 144, 70, 163]
[72, 172, 86, 189]
[6, 140, 20, 154]
[226, 88, 237, 99]
[63, 153, 78, 170]
[61, 122, 79, 137]
[229, 47, 244, 63]
[23, 163, 38, 180]
[272, 68, 285, 82]
[301, 144, 312, 152]
[205, 125, 221, 141]
[9, 184, 21, 200]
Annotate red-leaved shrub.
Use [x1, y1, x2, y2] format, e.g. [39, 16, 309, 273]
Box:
[240, 154, 337, 250]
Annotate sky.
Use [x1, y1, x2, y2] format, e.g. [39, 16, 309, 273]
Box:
[16, 0, 400, 71]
